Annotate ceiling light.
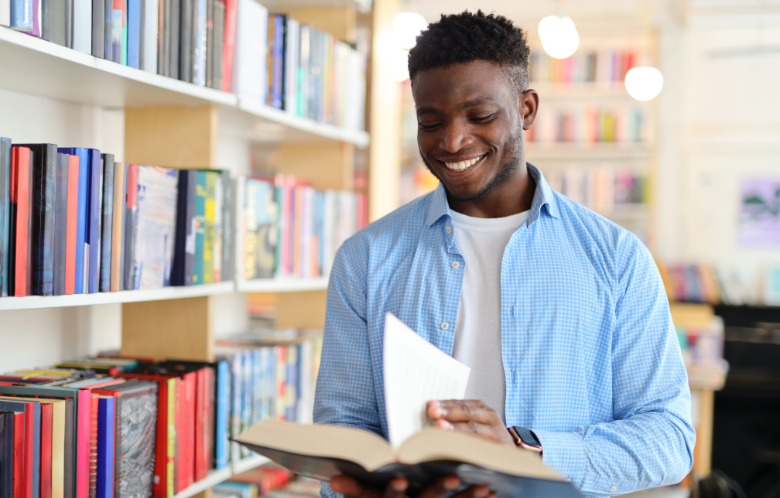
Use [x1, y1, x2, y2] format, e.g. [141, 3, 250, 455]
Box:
[393, 12, 427, 50]
[392, 48, 410, 82]
[538, 15, 579, 59]
[625, 67, 664, 101]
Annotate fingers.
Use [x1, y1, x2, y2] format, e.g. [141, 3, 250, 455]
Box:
[428, 400, 501, 425]
[384, 477, 408, 498]
[330, 476, 367, 498]
[452, 485, 491, 498]
[329, 475, 408, 498]
[418, 475, 461, 498]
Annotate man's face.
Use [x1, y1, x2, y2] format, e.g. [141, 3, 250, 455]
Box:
[412, 60, 537, 203]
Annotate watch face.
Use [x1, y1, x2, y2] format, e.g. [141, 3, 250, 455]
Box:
[513, 426, 540, 447]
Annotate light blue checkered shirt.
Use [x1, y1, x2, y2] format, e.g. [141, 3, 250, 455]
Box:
[314, 164, 695, 498]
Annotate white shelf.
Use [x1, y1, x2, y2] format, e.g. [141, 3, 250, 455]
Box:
[172, 455, 271, 498]
[0, 27, 369, 148]
[526, 142, 651, 160]
[261, 0, 371, 11]
[237, 277, 329, 293]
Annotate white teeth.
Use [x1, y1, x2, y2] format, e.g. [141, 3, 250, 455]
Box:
[444, 156, 482, 171]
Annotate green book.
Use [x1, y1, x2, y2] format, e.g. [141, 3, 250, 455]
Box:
[193, 171, 207, 285]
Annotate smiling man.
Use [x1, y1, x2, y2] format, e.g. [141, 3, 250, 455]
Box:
[314, 10, 695, 498]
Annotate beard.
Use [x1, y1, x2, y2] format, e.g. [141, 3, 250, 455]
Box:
[421, 127, 524, 203]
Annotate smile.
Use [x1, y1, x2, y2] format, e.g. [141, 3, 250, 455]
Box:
[442, 155, 484, 172]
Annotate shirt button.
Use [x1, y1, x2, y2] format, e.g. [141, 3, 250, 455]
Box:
[451, 261, 459, 269]
[445, 226, 452, 234]
[440, 322, 449, 330]
[610, 486, 616, 493]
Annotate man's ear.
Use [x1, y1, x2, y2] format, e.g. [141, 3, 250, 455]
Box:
[519, 89, 539, 131]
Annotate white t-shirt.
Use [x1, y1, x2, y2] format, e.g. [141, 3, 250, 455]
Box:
[450, 209, 530, 424]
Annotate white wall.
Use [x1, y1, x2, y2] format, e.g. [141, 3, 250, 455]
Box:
[0, 88, 255, 371]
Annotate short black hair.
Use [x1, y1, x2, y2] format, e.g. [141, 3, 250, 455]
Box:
[408, 10, 531, 94]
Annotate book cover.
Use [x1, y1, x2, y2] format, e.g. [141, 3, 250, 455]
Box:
[243, 178, 276, 279]
[109, 162, 124, 292]
[87, 149, 102, 294]
[270, 14, 283, 109]
[56, 148, 89, 294]
[219, 0, 234, 92]
[11, 411, 24, 498]
[126, 0, 140, 68]
[18, 143, 57, 296]
[220, 171, 232, 282]
[52, 153, 69, 296]
[203, 171, 216, 284]
[205, 0, 213, 88]
[233, 0, 266, 105]
[0, 137, 10, 297]
[0, 399, 41, 498]
[167, 0, 179, 79]
[98, 154, 114, 292]
[95, 397, 114, 498]
[65, 155, 79, 296]
[141, 0, 157, 73]
[72, 0, 91, 53]
[10, 0, 33, 31]
[39, 403, 52, 498]
[297, 24, 309, 118]
[283, 16, 298, 114]
[266, 13, 275, 106]
[158, 0, 167, 76]
[171, 170, 195, 286]
[122, 164, 138, 290]
[178, 0, 193, 82]
[193, 171, 206, 285]
[91, 0, 104, 56]
[46, 0, 66, 45]
[134, 166, 178, 289]
[212, 0, 223, 90]
[10, 146, 31, 297]
[117, 163, 127, 291]
[193, 0, 206, 85]
[0, 412, 13, 498]
[88, 395, 98, 498]
[212, 173, 222, 282]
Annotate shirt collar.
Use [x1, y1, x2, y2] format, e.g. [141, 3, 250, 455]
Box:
[425, 161, 560, 227]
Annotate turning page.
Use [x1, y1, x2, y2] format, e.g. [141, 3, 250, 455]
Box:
[383, 313, 471, 448]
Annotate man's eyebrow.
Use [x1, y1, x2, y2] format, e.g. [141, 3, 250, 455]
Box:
[416, 106, 439, 115]
[459, 97, 495, 109]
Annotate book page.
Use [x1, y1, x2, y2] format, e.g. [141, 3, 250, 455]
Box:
[383, 313, 471, 448]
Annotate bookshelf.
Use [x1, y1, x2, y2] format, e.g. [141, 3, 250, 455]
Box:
[173, 455, 271, 498]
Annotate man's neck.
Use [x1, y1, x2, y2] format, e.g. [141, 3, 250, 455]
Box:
[447, 162, 536, 219]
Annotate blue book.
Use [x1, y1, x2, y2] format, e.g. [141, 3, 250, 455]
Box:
[57, 147, 89, 294]
[87, 149, 102, 293]
[96, 397, 114, 498]
[240, 351, 252, 457]
[53, 153, 69, 295]
[0, 400, 41, 498]
[215, 360, 229, 469]
[10, 0, 33, 31]
[126, 0, 140, 68]
[271, 15, 284, 109]
[285, 346, 297, 421]
[0, 137, 10, 297]
[251, 349, 262, 424]
[98, 155, 114, 292]
[118, 163, 128, 291]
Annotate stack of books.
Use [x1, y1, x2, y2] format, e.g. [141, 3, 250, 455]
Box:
[0, 0, 367, 131]
[544, 167, 648, 213]
[0, 137, 233, 298]
[526, 106, 646, 143]
[0, 330, 322, 498]
[240, 175, 368, 281]
[529, 49, 642, 85]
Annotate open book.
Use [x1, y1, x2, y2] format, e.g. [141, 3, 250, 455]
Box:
[234, 314, 582, 497]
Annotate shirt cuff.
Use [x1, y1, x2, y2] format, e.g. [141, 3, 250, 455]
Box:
[531, 428, 587, 487]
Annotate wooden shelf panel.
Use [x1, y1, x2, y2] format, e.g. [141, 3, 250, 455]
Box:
[173, 455, 271, 498]
[0, 27, 369, 148]
[237, 277, 329, 293]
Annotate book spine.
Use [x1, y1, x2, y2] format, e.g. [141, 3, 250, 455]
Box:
[204, 0, 212, 88]
[75, 390, 90, 498]
[193, 171, 205, 285]
[10, 0, 33, 30]
[212, 173, 221, 282]
[220, 0, 233, 92]
[178, 0, 192, 82]
[141, 0, 157, 72]
[88, 395, 98, 498]
[1, 0, 10, 26]
[95, 398, 114, 498]
[160, 0, 168, 76]
[40, 404, 52, 498]
[98, 154, 114, 292]
[72, 0, 91, 53]
[271, 14, 283, 109]
[52, 153, 69, 296]
[65, 155, 79, 295]
[11, 147, 30, 297]
[219, 170, 231, 281]
[152, 381, 168, 498]
[184, 171, 195, 285]
[0, 138, 10, 297]
[102, 0, 111, 56]
[91, 0, 104, 56]
[214, 361, 228, 469]
[167, 0, 178, 79]
[123, 164, 138, 290]
[110, 162, 124, 292]
[213, 0, 223, 89]
[194, 0, 205, 85]
[88, 150, 102, 294]
[171, 169, 188, 286]
[110, 0, 122, 62]
[203, 172, 215, 284]
[126, 0, 140, 67]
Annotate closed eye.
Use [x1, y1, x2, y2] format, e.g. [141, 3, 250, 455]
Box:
[472, 113, 499, 123]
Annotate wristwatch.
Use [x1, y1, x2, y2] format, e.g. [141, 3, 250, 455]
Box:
[508, 426, 542, 454]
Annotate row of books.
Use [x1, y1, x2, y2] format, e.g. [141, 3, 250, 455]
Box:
[0, 0, 367, 132]
[0, 138, 233, 298]
[235, 4, 366, 130]
[658, 263, 725, 305]
[0, 330, 322, 498]
[529, 49, 643, 85]
[241, 175, 367, 281]
[526, 107, 646, 143]
[544, 167, 648, 212]
[214, 472, 320, 498]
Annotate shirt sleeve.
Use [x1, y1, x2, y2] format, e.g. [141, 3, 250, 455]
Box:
[531, 238, 696, 497]
[314, 239, 383, 498]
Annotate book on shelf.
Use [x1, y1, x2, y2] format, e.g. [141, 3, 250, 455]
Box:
[526, 106, 646, 144]
[239, 175, 368, 282]
[0, 331, 322, 497]
[0, 135, 241, 298]
[529, 49, 642, 85]
[543, 166, 648, 213]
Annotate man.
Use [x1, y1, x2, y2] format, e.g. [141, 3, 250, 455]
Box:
[314, 10, 694, 498]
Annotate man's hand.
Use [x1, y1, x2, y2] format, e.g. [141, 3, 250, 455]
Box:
[329, 475, 492, 498]
[426, 400, 515, 447]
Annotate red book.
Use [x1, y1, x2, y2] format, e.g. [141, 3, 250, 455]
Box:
[75, 389, 92, 498]
[89, 394, 99, 498]
[39, 403, 53, 498]
[65, 155, 79, 295]
[22, 402, 34, 498]
[222, 0, 236, 92]
[193, 369, 204, 481]
[180, 373, 195, 489]
[11, 147, 31, 296]
[12, 411, 24, 498]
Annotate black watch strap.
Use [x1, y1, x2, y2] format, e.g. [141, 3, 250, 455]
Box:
[509, 426, 541, 448]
